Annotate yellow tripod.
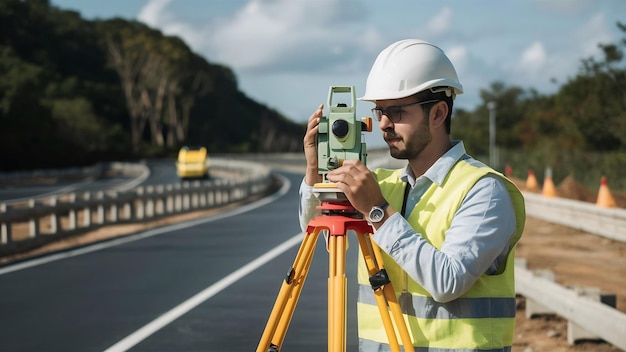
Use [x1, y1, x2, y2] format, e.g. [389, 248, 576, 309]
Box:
[257, 190, 415, 352]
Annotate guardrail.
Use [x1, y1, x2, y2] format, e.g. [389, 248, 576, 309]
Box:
[515, 260, 626, 349]
[522, 191, 626, 243]
[0, 159, 273, 257]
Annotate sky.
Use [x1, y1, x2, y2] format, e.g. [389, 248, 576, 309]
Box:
[49, 0, 626, 147]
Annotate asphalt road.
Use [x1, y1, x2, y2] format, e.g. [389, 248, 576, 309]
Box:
[0, 171, 362, 351]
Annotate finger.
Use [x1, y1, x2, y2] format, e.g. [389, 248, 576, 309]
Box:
[307, 119, 319, 131]
[329, 161, 363, 179]
[308, 104, 324, 122]
[339, 159, 366, 171]
[332, 180, 350, 195]
[327, 170, 354, 185]
[304, 105, 323, 145]
[306, 120, 319, 135]
[305, 106, 322, 131]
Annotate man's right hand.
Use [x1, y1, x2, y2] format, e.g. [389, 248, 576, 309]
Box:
[304, 104, 323, 186]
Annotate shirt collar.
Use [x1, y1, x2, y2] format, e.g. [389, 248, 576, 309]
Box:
[399, 140, 467, 187]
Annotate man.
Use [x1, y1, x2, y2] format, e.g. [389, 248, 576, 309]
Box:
[299, 39, 526, 351]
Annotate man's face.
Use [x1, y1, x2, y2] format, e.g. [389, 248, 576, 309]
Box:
[374, 97, 432, 160]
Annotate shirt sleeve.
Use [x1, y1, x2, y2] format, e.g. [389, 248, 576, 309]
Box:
[371, 175, 516, 302]
[298, 179, 321, 232]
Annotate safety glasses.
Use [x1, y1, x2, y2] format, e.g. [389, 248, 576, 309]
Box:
[371, 99, 439, 123]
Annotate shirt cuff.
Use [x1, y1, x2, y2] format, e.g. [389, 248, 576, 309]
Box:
[299, 179, 321, 232]
[371, 212, 412, 254]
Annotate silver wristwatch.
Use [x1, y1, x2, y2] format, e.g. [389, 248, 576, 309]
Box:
[368, 201, 389, 223]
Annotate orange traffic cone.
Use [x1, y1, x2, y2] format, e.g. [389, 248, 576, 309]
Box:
[504, 165, 513, 177]
[542, 167, 557, 198]
[526, 169, 539, 192]
[596, 176, 616, 208]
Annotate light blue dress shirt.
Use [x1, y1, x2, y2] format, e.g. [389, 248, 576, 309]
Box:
[299, 141, 517, 302]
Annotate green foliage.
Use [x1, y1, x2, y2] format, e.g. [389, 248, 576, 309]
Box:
[0, 0, 305, 171]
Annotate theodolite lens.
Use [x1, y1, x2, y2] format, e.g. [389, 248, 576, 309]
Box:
[332, 119, 349, 138]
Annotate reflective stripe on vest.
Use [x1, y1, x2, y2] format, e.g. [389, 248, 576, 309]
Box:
[359, 338, 512, 352]
[356, 160, 525, 351]
[357, 284, 516, 319]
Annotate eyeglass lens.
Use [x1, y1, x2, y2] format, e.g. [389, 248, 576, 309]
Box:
[371, 99, 439, 123]
[372, 106, 402, 122]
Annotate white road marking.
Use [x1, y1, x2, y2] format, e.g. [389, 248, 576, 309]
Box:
[101, 232, 303, 352]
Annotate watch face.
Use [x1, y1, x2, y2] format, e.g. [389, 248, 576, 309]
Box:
[369, 207, 384, 222]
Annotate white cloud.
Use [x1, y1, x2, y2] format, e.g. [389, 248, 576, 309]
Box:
[137, 0, 171, 26]
[138, 0, 204, 52]
[138, 0, 373, 74]
[516, 12, 616, 89]
[517, 41, 547, 74]
[427, 6, 453, 35]
[206, 0, 371, 73]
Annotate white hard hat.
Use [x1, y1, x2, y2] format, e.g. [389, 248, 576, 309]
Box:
[359, 39, 463, 101]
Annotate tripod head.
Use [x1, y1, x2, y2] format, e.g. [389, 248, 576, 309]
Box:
[312, 182, 367, 219]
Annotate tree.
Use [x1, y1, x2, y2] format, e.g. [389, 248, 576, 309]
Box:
[558, 21, 626, 150]
[100, 20, 221, 150]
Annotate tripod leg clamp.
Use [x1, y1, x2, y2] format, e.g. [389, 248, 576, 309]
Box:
[369, 269, 391, 291]
[285, 268, 295, 284]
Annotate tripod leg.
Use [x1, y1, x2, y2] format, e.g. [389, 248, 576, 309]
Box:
[257, 230, 320, 352]
[356, 233, 415, 352]
[327, 234, 347, 352]
[369, 239, 415, 352]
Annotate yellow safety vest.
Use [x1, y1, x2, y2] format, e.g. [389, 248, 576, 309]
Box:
[357, 160, 525, 351]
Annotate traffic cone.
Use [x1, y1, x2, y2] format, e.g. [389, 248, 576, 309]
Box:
[542, 167, 557, 198]
[596, 176, 616, 208]
[525, 169, 539, 192]
[505, 165, 513, 177]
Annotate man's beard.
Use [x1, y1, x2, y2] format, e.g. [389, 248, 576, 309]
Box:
[387, 119, 432, 160]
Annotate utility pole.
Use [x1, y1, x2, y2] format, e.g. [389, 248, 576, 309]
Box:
[487, 101, 497, 169]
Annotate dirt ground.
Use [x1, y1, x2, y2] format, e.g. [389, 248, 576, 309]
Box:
[1, 175, 625, 352]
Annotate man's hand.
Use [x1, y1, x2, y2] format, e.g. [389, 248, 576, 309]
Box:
[326, 159, 388, 219]
[304, 104, 324, 186]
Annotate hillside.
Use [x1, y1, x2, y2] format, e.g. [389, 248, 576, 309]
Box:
[0, 0, 305, 171]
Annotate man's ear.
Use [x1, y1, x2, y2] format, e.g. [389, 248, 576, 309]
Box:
[430, 101, 449, 129]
